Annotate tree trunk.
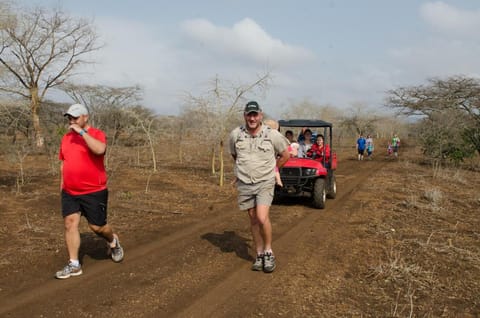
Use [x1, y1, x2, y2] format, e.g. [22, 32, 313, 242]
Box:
[211, 145, 216, 175]
[219, 140, 224, 187]
[30, 87, 44, 148]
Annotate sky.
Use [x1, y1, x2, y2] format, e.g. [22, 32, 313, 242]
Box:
[25, 0, 480, 116]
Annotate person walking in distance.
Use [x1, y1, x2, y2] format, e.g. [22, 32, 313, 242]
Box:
[392, 133, 401, 158]
[229, 101, 290, 273]
[356, 133, 367, 161]
[56, 103, 124, 279]
[366, 134, 374, 160]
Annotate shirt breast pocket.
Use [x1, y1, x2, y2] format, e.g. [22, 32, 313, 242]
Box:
[235, 139, 249, 152]
[257, 141, 273, 158]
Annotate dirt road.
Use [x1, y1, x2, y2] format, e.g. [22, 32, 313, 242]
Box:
[0, 157, 438, 317]
[0, 152, 480, 317]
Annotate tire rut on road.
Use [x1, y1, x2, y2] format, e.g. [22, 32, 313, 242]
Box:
[169, 159, 386, 317]
[1, 158, 387, 317]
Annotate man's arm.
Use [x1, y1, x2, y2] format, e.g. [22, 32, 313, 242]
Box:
[69, 124, 106, 155]
[81, 132, 106, 155]
[276, 148, 290, 168]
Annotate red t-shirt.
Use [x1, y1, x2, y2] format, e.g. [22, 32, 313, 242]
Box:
[59, 127, 107, 195]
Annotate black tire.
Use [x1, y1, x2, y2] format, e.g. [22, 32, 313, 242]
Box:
[312, 178, 326, 209]
[326, 172, 337, 199]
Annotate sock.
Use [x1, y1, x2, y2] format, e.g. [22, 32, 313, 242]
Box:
[69, 259, 80, 267]
[264, 249, 273, 255]
[109, 237, 117, 248]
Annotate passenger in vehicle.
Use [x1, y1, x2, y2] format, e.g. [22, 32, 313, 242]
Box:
[288, 142, 299, 158]
[285, 130, 295, 143]
[306, 134, 331, 163]
[298, 129, 313, 158]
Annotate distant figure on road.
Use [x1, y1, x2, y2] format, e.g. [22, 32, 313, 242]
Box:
[366, 134, 374, 159]
[387, 143, 393, 156]
[56, 103, 124, 279]
[356, 133, 367, 160]
[392, 133, 401, 158]
[229, 101, 289, 273]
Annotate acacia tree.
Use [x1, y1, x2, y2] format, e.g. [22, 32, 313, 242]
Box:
[386, 75, 480, 162]
[0, 5, 100, 147]
[183, 72, 271, 186]
[338, 103, 380, 141]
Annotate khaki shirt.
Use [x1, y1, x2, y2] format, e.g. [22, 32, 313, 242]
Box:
[229, 125, 288, 184]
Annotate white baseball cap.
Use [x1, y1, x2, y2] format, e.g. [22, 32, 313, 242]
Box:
[64, 103, 89, 117]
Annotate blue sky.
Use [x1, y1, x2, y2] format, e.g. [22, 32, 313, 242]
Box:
[27, 0, 480, 116]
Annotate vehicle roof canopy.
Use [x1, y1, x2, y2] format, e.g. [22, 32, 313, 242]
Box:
[278, 119, 333, 128]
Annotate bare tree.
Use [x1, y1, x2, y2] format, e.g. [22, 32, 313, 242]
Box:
[338, 103, 379, 137]
[0, 99, 30, 143]
[0, 5, 100, 147]
[182, 72, 271, 186]
[124, 106, 158, 173]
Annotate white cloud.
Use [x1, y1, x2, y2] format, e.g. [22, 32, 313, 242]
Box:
[72, 16, 318, 115]
[74, 17, 192, 114]
[375, 2, 480, 91]
[420, 1, 480, 37]
[181, 18, 314, 67]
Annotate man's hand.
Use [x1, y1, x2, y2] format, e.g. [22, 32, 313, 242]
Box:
[69, 123, 83, 134]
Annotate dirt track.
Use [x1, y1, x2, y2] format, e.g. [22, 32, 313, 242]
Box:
[2, 152, 479, 317]
[0, 156, 380, 317]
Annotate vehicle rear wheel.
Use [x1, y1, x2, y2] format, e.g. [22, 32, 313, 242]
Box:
[312, 178, 326, 209]
[326, 172, 336, 199]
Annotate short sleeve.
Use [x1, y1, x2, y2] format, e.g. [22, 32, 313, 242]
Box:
[270, 130, 289, 155]
[229, 128, 240, 156]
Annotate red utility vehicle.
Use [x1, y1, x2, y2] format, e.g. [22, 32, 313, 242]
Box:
[275, 119, 337, 209]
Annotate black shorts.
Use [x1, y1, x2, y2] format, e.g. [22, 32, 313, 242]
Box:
[358, 149, 365, 155]
[62, 189, 108, 226]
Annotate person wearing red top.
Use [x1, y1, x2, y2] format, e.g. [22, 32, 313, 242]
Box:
[55, 103, 124, 279]
[306, 134, 331, 163]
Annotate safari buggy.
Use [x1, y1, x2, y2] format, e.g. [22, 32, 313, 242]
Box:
[275, 119, 337, 209]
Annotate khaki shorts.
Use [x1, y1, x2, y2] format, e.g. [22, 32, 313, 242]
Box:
[236, 178, 275, 210]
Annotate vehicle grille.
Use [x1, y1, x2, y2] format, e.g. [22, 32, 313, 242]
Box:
[279, 167, 314, 189]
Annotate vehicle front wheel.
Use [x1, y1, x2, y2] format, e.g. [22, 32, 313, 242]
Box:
[312, 178, 326, 209]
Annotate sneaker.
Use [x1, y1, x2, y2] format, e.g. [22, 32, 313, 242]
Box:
[251, 254, 264, 271]
[55, 262, 83, 279]
[263, 253, 276, 273]
[110, 237, 124, 263]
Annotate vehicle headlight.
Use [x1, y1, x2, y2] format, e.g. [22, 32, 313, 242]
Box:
[302, 168, 317, 176]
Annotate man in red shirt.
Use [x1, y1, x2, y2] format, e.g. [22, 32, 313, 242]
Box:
[56, 103, 124, 279]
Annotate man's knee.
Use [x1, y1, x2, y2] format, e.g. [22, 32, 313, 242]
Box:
[256, 214, 269, 226]
[64, 213, 80, 231]
[89, 223, 105, 234]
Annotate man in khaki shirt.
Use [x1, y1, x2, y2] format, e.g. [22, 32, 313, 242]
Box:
[229, 101, 289, 273]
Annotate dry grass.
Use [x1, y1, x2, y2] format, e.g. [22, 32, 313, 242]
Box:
[344, 152, 480, 316]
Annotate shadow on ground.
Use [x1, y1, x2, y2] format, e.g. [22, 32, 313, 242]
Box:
[201, 231, 254, 261]
[79, 232, 110, 262]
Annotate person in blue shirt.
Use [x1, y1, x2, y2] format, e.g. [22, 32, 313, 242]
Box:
[356, 133, 367, 161]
